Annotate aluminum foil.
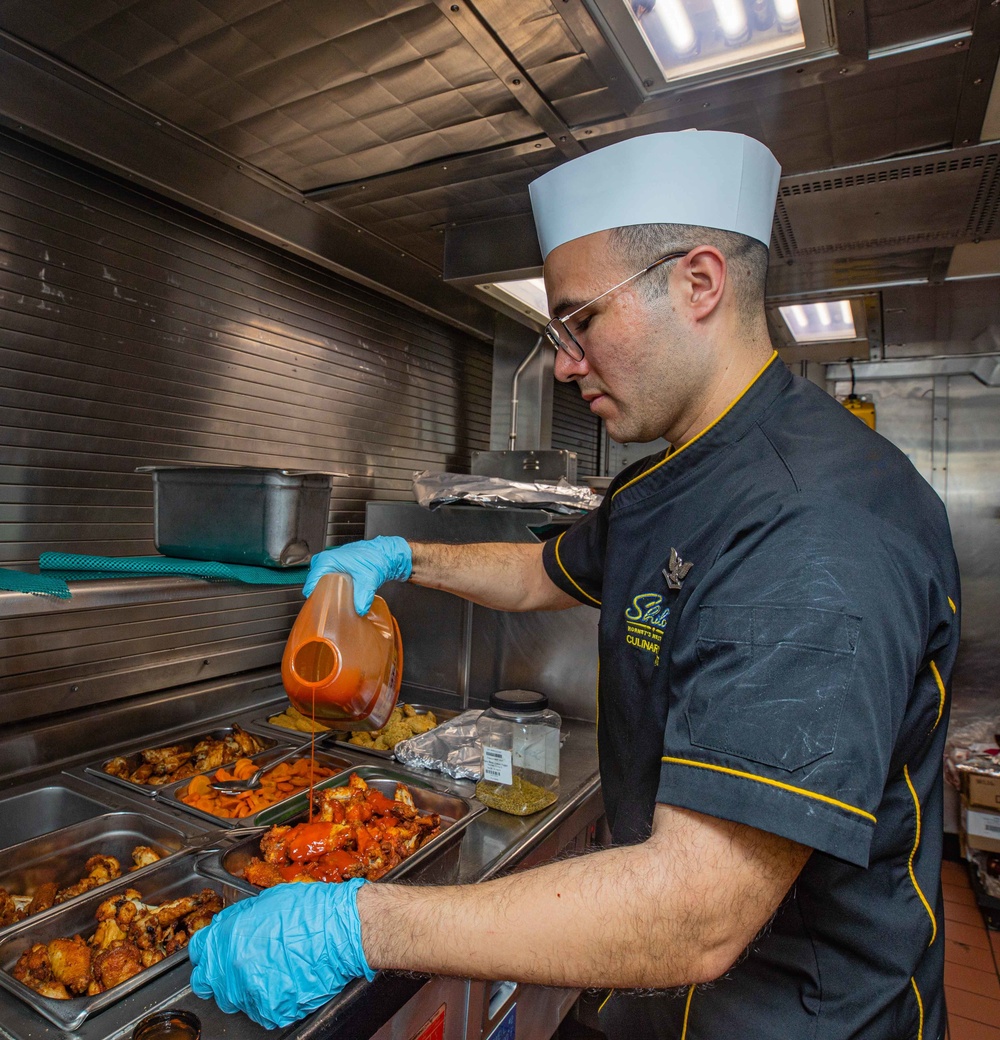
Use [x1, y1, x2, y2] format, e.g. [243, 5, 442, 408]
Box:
[394, 709, 484, 780]
[412, 471, 601, 514]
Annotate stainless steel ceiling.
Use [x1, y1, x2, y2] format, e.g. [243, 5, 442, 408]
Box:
[0, 0, 998, 350]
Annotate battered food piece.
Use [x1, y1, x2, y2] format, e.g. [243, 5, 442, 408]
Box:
[347, 704, 438, 751]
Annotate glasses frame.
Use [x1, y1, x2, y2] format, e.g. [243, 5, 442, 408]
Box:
[542, 250, 689, 361]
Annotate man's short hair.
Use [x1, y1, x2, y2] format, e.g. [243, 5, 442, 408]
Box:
[608, 224, 769, 322]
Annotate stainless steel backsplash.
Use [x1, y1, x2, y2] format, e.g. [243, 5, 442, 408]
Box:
[0, 130, 545, 723]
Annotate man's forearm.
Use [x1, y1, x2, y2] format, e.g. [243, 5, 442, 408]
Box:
[357, 805, 810, 990]
[407, 541, 577, 612]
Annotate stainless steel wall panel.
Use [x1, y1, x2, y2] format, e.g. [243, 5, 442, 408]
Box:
[0, 128, 493, 723]
[551, 380, 600, 479]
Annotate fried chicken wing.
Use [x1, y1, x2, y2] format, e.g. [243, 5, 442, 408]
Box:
[12, 942, 53, 989]
[48, 936, 93, 996]
[140, 745, 191, 775]
[103, 727, 267, 786]
[6, 883, 223, 1000]
[130, 846, 162, 870]
[0, 888, 28, 928]
[92, 939, 144, 990]
[26, 881, 59, 916]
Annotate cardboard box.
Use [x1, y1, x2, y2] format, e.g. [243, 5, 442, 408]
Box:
[963, 771, 1000, 811]
[961, 800, 1000, 855]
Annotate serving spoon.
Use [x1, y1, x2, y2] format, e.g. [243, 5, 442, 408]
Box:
[208, 729, 340, 793]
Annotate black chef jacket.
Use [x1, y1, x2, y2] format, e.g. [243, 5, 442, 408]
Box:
[542, 353, 960, 1040]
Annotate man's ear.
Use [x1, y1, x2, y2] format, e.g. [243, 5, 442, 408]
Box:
[679, 246, 727, 321]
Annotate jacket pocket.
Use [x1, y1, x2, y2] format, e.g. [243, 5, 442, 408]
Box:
[687, 604, 861, 772]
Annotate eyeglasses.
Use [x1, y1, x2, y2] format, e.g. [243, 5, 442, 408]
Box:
[542, 251, 689, 362]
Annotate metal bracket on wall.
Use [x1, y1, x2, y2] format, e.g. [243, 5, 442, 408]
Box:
[931, 375, 950, 497]
[827, 354, 1000, 387]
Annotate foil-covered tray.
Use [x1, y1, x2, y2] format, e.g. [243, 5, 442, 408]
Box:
[202, 764, 485, 890]
[253, 703, 459, 760]
[0, 813, 190, 937]
[0, 853, 249, 1031]
[84, 726, 284, 798]
[155, 747, 356, 828]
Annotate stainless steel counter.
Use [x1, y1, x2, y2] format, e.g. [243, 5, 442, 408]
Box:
[0, 678, 603, 1040]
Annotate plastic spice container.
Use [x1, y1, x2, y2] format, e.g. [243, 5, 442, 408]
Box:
[476, 690, 560, 815]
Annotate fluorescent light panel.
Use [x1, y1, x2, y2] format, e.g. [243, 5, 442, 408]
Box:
[779, 301, 857, 342]
[479, 277, 549, 323]
[629, 0, 806, 83]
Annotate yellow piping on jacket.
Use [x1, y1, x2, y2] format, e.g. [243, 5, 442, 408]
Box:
[903, 765, 937, 945]
[661, 756, 877, 823]
[613, 351, 778, 500]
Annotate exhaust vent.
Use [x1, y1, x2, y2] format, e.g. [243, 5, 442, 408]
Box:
[771, 143, 1000, 262]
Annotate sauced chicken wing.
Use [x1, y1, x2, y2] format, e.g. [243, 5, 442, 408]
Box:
[243, 773, 440, 888]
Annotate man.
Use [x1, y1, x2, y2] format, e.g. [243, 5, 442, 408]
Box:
[190, 131, 960, 1039]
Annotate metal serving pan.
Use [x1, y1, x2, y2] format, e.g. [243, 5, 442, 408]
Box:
[0, 853, 249, 1031]
[84, 726, 283, 798]
[253, 703, 459, 760]
[156, 746, 356, 828]
[139, 465, 340, 568]
[0, 813, 190, 937]
[204, 764, 486, 891]
[0, 784, 111, 851]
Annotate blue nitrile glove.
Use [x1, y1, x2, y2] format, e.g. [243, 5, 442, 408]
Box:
[188, 879, 375, 1030]
[302, 536, 412, 612]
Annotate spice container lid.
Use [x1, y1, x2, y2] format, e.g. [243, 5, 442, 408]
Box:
[489, 689, 549, 712]
[132, 1009, 201, 1040]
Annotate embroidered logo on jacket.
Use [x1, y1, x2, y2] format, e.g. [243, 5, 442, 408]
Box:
[624, 593, 670, 664]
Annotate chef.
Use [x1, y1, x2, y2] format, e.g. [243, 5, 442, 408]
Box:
[190, 130, 960, 1040]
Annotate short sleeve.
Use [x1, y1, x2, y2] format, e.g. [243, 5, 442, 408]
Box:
[542, 502, 607, 607]
[657, 492, 954, 867]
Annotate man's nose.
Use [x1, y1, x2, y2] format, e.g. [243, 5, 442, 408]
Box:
[553, 346, 588, 382]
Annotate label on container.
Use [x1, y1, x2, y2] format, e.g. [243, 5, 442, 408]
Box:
[483, 746, 513, 785]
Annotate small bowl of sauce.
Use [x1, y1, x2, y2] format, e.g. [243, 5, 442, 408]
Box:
[132, 1009, 201, 1040]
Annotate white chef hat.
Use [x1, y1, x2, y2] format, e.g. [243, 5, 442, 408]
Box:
[529, 130, 780, 260]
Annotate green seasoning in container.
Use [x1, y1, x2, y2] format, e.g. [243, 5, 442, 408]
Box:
[476, 690, 560, 815]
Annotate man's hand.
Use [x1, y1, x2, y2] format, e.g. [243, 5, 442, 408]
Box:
[303, 536, 412, 611]
[188, 879, 376, 1029]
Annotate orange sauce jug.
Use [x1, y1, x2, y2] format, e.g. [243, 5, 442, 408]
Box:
[281, 573, 403, 730]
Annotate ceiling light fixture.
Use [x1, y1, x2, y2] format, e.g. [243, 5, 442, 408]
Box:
[584, 0, 834, 95]
[478, 277, 550, 325]
[778, 300, 857, 343]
